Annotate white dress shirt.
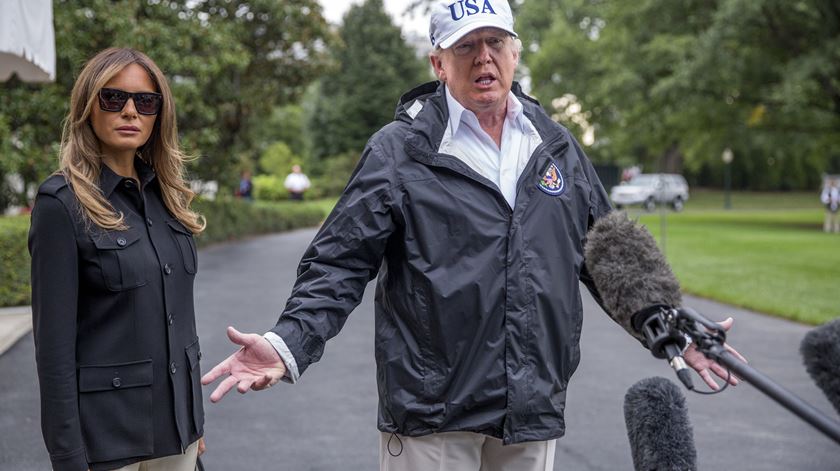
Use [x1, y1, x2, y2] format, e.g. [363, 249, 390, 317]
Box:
[439, 86, 543, 209]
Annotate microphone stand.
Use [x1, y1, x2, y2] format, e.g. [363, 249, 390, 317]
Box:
[673, 307, 840, 447]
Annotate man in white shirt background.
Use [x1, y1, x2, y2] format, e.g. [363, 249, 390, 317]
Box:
[284, 164, 311, 201]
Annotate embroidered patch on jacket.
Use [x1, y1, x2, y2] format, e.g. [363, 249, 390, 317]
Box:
[537, 162, 566, 196]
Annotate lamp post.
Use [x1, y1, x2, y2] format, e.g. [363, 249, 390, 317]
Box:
[722, 148, 734, 210]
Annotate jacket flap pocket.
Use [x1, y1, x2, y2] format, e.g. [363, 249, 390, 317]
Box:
[79, 359, 153, 392]
[166, 219, 193, 235]
[185, 339, 201, 371]
[91, 230, 143, 250]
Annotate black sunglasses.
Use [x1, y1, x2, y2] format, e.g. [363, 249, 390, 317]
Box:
[98, 88, 163, 115]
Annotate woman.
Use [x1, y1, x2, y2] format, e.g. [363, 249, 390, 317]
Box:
[29, 48, 206, 471]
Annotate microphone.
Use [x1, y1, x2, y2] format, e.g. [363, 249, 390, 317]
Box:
[584, 211, 692, 388]
[624, 377, 698, 471]
[800, 318, 840, 416]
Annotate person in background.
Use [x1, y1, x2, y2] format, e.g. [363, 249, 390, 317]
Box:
[201, 1, 743, 470]
[821, 179, 840, 233]
[283, 164, 310, 201]
[237, 170, 253, 201]
[28, 47, 206, 471]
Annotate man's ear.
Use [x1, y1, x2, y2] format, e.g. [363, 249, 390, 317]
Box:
[429, 54, 447, 82]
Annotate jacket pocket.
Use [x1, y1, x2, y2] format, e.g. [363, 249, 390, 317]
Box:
[167, 219, 197, 274]
[77, 359, 153, 462]
[185, 339, 204, 434]
[92, 229, 148, 291]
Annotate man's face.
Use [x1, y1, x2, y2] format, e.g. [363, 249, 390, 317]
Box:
[430, 27, 519, 115]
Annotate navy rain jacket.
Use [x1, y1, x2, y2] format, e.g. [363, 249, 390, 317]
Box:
[271, 81, 613, 444]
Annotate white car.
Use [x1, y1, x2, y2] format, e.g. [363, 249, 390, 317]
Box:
[610, 174, 689, 212]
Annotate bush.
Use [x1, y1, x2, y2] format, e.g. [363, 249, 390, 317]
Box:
[192, 197, 326, 247]
[0, 216, 32, 307]
[252, 174, 288, 202]
[307, 151, 360, 199]
[0, 199, 328, 307]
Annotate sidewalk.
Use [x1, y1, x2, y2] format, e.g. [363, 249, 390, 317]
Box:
[0, 305, 31, 355]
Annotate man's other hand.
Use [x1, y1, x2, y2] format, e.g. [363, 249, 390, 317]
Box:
[201, 326, 287, 402]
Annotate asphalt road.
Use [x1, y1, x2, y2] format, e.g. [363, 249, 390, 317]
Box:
[2, 227, 839, 470]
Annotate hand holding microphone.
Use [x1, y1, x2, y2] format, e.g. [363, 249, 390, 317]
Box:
[583, 211, 744, 390]
[585, 211, 840, 445]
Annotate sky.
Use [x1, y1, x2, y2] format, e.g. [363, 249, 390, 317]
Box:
[318, 0, 428, 37]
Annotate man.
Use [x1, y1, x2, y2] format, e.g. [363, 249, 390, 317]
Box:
[202, 2, 742, 469]
[821, 179, 839, 233]
[284, 164, 311, 201]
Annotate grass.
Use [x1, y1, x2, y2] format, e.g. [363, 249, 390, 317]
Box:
[628, 190, 839, 325]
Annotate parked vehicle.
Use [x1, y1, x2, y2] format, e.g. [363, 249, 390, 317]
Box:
[610, 173, 689, 212]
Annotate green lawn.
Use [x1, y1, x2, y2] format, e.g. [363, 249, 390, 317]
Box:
[628, 190, 838, 325]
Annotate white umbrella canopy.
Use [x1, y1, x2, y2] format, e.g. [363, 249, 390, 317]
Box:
[0, 0, 56, 82]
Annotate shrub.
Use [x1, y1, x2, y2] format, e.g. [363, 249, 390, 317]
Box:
[252, 174, 288, 202]
[192, 197, 326, 247]
[0, 216, 32, 307]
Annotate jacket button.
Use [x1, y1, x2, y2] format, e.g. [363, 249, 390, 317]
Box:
[168, 313, 174, 325]
[164, 264, 172, 275]
[170, 362, 177, 374]
[112, 377, 122, 388]
[146, 217, 153, 226]
[116, 237, 127, 247]
[198, 351, 202, 360]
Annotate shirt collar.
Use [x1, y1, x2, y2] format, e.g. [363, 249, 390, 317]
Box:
[99, 156, 156, 197]
[444, 85, 525, 136]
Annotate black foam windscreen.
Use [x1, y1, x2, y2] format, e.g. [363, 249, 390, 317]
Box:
[624, 376, 698, 471]
[584, 211, 682, 341]
[800, 318, 840, 416]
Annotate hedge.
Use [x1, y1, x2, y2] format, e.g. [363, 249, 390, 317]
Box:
[0, 216, 31, 307]
[0, 198, 328, 307]
[192, 198, 326, 247]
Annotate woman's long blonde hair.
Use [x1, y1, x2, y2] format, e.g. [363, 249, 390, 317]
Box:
[59, 47, 205, 234]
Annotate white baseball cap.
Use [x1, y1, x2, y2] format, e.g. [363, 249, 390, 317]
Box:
[429, 0, 518, 49]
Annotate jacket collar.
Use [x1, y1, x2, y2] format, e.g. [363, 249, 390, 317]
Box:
[444, 85, 526, 138]
[400, 81, 567, 164]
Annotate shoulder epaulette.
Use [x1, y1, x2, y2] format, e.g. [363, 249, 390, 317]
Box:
[37, 173, 70, 196]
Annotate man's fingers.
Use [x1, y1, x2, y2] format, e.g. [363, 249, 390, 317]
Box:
[724, 343, 748, 363]
[698, 368, 721, 391]
[237, 378, 255, 394]
[201, 358, 232, 385]
[717, 317, 734, 331]
[251, 375, 275, 391]
[209, 375, 240, 403]
[226, 326, 251, 346]
[709, 362, 739, 385]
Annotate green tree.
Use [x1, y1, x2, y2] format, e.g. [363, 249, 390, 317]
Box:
[519, 0, 840, 190]
[192, 0, 331, 185]
[307, 0, 431, 162]
[259, 141, 300, 177]
[0, 0, 331, 209]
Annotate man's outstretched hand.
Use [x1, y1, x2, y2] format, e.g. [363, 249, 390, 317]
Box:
[201, 326, 287, 403]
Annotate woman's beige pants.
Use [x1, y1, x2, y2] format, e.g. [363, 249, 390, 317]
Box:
[114, 440, 198, 471]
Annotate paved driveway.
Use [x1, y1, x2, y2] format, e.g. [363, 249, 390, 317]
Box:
[2, 228, 838, 470]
